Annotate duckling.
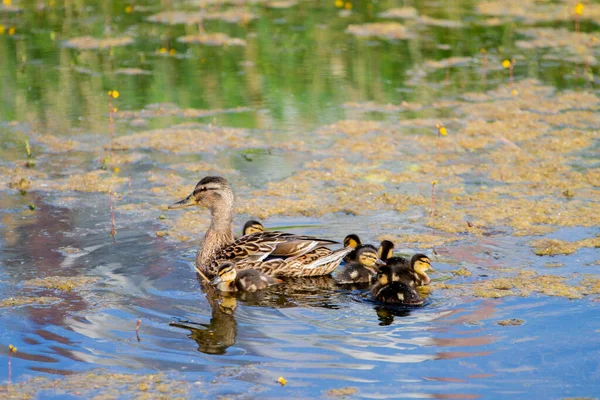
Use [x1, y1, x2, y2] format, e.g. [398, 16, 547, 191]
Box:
[377, 240, 395, 262]
[371, 266, 424, 306]
[242, 220, 264, 236]
[212, 262, 281, 292]
[387, 254, 432, 288]
[342, 234, 362, 263]
[336, 245, 384, 284]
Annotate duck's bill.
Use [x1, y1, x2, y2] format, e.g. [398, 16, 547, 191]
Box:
[168, 194, 196, 209]
[375, 258, 387, 267]
[211, 276, 222, 286]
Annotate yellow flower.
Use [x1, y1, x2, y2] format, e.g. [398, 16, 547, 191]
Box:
[480, 48, 486, 54]
[334, 0, 343, 8]
[574, 2, 584, 16]
[159, 47, 167, 53]
[277, 377, 287, 386]
[8, 26, 15, 36]
[0, 25, 4, 35]
[344, 2, 352, 10]
[108, 90, 119, 99]
[439, 126, 447, 136]
[3, 0, 12, 6]
[511, 89, 518, 96]
[125, 5, 133, 13]
[169, 48, 176, 55]
[8, 344, 17, 353]
[431, 180, 438, 186]
[502, 59, 511, 69]
[114, 167, 120, 173]
[113, 107, 118, 112]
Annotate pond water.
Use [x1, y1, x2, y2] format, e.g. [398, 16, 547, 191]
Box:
[1, 0, 599, 398]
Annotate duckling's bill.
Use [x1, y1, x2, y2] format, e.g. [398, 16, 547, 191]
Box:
[168, 193, 196, 209]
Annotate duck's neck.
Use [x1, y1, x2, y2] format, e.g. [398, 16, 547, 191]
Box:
[197, 201, 235, 271]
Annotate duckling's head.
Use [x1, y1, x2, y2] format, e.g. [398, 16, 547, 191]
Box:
[377, 240, 395, 262]
[169, 176, 234, 212]
[212, 262, 237, 285]
[376, 265, 393, 286]
[243, 220, 264, 236]
[343, 234, 362, 249]
[411, 254, 431, 275]
[356, 245, 385, 273]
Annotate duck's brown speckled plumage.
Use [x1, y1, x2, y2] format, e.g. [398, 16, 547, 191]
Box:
[169, 176, 351, 278]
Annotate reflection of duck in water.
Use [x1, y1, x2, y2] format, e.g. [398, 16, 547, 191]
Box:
[168, 176, 351, 278]
[335, 245, 384, 284]
[212, 262, 281, 292]
[170, 284, 237, 355]
[371, 266, 424, 306]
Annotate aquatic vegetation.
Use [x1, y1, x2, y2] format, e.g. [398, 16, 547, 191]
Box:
[346, 22, 412, 40]
[531, 237, 600, 256]
[64, 36, 134, 50]
[24, 276, 99, 292]
[377, 7, 418, 19]
[178, 33, 246, 47]
[496, 318, 524, 326]
[0, 296, 60, 308]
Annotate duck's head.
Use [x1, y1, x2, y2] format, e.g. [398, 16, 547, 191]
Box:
[169, 176, 234, 212]
[411, 254, 431, 283]
[243, 220, 264, 236]
[356, 245, 385, 274]
[343, 234, 362, 249]
[212, 262, 237, 286]
[377, 240, 395, 262]
[376, 265, 393, 286]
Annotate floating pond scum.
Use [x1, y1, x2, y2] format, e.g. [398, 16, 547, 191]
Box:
[0, 0, 599, 398]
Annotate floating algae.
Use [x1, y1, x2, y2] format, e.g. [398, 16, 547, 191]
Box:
[0, 296, 61, 308]
[0, 371, 192, 399]
[24, 276, 99, 292]
[346, 22, 413, 40]
[178, 33, 246, 46]
[64, 36, 134, 50]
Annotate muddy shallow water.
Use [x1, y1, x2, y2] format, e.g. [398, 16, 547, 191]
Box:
[1, 0, 600, 398]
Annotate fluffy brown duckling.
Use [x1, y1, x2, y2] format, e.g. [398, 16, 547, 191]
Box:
[212, 262, 281, 292]
[242, 220, 264, 236]
[377, 240, 395, 262]
[371, 265, 424, 306]
[387, 254, 432, 288]
[336, 245, 384, 284]
[342, 234, 362, 263]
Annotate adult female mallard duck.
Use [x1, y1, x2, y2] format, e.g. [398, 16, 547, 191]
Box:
[371, 265, 424, 306]
[169, 176, 352, 278]
[336, 245, 383, 284]
[212, 262, 281, 292]
[387, 254, 432, 287]
[242, 220, 264, 236]
[342, 234, 362, 263]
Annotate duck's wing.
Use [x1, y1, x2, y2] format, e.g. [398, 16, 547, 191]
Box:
[250, 247, 352, 277]
[219, 231, 338, 262]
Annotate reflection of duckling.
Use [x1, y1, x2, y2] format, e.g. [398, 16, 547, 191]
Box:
[377, 240, 395, 262]
[242, 220, 264, 236]
[336, 245, 384, 284]
[387, 254, 432, 287]
[371, 266, 424, 305]
[342, 234, 362, 263]
[212, 262, 281, 292]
